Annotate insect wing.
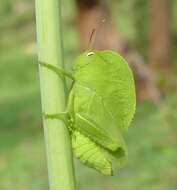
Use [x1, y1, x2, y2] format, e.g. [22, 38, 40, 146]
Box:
[73, 50, 136, 129]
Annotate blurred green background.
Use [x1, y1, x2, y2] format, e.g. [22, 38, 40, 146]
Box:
[0, 0, 177, 189]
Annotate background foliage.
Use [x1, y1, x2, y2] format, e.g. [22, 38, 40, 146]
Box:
[0, 0, 177, 189]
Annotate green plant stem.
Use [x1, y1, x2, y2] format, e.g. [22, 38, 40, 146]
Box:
[35, 0, 76, 189]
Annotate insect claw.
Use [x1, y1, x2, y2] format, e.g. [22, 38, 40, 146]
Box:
[43, 112, 49, 119]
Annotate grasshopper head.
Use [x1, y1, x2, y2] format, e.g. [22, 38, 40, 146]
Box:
[72, 51, 96, 71]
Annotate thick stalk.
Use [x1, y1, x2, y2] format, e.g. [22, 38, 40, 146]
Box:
[35, 0, 76, 190]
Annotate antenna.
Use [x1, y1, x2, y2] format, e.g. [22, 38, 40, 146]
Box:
[88, 28, 96, 50]
[87, 18, 106, 51]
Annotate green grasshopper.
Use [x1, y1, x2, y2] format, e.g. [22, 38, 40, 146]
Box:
[39, 50, 136, 175]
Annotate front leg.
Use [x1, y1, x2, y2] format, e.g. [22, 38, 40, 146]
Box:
[39, 61, 75, 81]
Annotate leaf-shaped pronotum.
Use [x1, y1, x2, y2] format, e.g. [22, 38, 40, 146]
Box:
[40, 50, 136, 175]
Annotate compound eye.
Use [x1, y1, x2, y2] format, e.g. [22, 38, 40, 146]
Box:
[87, 52, 94, 57]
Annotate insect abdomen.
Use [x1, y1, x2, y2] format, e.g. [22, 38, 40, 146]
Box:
[72, 131, 112, 176]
